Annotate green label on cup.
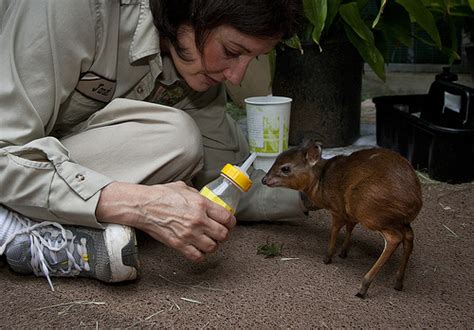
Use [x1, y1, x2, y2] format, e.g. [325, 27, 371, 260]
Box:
[248, 107, 289, 154]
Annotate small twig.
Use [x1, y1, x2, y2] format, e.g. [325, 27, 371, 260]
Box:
[169, 297, 181, 311]
[79, 320, 98, 328]
[416, 171, 438, 184]
[180, 297, 203, 304]
[144, 310, 165, 321]
[280, 257, 300, 261]
[58, 306, 74, 316]
[438, 202, 452, 211]
[443, 224, 458, 238]
[201, 321, 210, 329]
[37, 301, 106, 311]
[127, 310, 164, 328]
[38, 300, 106, 315]
[193, 281, 229, 292]
[159, 274, 229, 293]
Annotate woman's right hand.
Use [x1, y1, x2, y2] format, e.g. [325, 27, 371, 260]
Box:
[96, 181, 236, 262]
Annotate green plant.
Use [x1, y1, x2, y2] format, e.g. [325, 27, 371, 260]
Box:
[257, 240, 284, 258]
[424, 0, 474, 45]
[283, 0, 474, 81]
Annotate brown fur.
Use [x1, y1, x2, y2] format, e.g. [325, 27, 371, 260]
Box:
[262, 140, 423, 298]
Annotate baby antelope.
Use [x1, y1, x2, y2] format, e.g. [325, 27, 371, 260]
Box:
[262, 140, 422, 298]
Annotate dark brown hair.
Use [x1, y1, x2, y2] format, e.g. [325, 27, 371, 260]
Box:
[149, 0, 302, 60]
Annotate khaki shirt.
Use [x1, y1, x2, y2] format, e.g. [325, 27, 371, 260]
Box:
[0, 0, 234, 226]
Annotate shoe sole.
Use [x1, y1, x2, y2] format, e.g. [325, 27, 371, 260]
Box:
[104, 224, 138, 282]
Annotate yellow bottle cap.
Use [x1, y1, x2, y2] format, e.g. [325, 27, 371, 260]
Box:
[221, 164, 253, 192]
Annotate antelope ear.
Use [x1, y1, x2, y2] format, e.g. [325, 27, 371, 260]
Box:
[306, 141, 322, 167]
[301, 138, 315, 150]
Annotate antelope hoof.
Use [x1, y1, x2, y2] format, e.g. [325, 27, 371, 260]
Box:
[323, 256, 332, 264]
[394, 282, 403, 291]
[355, 291, 367, 299]
[339, 251, 348, 259]
[357, 281, 369, 299]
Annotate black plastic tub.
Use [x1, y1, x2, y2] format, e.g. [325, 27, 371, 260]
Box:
[374, 94, 474, 183]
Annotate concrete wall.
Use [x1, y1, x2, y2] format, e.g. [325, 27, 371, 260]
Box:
[362, 64, 474, 100]
[227, 59, 474, 106]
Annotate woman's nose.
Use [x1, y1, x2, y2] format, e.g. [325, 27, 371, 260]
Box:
[223, 58, 251, 85]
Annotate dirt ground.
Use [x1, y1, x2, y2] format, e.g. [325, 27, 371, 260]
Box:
[0, 179, 473, 328]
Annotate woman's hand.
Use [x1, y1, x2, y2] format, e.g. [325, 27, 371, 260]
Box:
[96, 181, 236, 262]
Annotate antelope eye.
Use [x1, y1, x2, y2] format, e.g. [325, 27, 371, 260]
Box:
[281, 166, 291, 174]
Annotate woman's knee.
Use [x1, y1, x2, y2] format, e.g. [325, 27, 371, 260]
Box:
[59, 101, 203, 183]
[169, 109, 203, 166]
[124, 107, 203, 184]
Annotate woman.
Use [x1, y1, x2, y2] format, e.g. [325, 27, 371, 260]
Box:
[0, 0, 307, 289]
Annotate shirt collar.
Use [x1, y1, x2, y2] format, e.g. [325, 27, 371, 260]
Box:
[128, 0, 162, 64]
[126, 0, 181, 85]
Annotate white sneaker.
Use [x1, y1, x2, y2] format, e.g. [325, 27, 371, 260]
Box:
[0, 206, 139, 290]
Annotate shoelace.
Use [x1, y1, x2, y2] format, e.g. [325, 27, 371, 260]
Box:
[0, 211, 89, 291]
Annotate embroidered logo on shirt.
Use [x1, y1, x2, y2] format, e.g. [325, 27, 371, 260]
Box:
[75, 72, 117, 103]
[145, 80, 190, 107]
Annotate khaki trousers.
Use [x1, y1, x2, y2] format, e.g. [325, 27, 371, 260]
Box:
[60, 98, 306, 222]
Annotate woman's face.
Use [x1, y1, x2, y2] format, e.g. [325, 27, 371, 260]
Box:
[168, 25, 279, 92]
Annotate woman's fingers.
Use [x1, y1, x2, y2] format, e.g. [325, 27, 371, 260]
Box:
[130, 181, 238, 261]
[181, 244, 206, 263]
[193, 234, 219, 254]
[204, 199, 237, 232]
[149, 225, 219, 262]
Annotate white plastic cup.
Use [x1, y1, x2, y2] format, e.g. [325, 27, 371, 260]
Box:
[244, 96, 292, 171]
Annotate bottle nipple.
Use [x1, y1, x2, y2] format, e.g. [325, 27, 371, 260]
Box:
[238, 152, 257, 175]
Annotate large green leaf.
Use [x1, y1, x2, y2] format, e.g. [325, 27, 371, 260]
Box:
[356, 0, 369, 10]
[282, 35, 303, 53]
[339, 2, 374, 44]
[469, 0, 474, 11]
[303, 0, 328, 46]
[373, 29, 389, 62]
[372, 0, 388, 28]
[448, 6, 474, 17]
[421, 0, 444, 12]
[326, 0, 342, 30]
[424, 0, 474, 17]
[446, 14, 460, 64]
[381, 2, 413, 47]
[396, 0, 442, 47]
[343, 22, 386, 81]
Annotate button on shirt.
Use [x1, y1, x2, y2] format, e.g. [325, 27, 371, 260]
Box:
[0, 0, 224, 228]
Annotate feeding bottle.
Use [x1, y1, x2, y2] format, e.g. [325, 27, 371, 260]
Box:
[200, 153, 257, 214]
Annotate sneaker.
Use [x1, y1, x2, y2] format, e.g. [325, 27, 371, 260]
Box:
[0, 206, 139, 291]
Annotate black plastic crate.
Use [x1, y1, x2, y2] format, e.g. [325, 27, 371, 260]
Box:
[424, 79, 474, 129]
[374, 94, 474, 183]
